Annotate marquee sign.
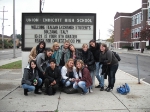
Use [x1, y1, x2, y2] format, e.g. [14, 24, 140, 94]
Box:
[22, 13, 96, 51]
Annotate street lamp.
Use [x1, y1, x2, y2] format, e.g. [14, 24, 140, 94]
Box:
[1, 23, 10, 49]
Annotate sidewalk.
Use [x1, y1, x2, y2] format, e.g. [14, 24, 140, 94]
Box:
[0, 68, 150, 111]
[113, 49, 150, 56]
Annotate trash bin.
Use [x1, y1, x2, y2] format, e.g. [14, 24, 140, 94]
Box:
[141, 48, 144, 53]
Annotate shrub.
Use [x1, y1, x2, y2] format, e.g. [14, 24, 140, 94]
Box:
[146, 46, 150, 50]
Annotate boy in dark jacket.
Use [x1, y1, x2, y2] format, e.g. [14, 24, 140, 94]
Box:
[44, 59, 61, 95]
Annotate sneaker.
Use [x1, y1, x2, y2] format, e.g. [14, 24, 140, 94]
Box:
[105, 87, 109, 91]
[81, 91, 89, 95]
[84, 90, 89, 95]
[95, 85, 100, 88]
[107, 88, 113, 92]
[100, 87, 104, 91]
[34, 91, 42, 94]
[89, 88, 93, 93]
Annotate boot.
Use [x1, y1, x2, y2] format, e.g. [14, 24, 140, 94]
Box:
[34, 86, 42, 94]
[24, 89, 28, 96]
[100, 87, 104, 91]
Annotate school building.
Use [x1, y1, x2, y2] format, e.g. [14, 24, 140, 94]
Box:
[114, 0, 150, 50]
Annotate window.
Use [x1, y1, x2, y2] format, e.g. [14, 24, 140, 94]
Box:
[137, 14, 139, 24]
[141, 12, 143, 21]
[134, 15, 138, 25]
[139, 27, 141, 37]
[131, 29, 133, 38]
[148, 8, 150, 20]
[139, 13, 141, 24]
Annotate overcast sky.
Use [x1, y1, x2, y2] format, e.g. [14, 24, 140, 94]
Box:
[0, 0, 141, 40]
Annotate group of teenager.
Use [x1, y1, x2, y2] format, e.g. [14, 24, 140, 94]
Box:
[21, 39, 119, 96]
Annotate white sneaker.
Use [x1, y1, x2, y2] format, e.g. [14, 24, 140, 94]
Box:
[89, 88, 93, 93]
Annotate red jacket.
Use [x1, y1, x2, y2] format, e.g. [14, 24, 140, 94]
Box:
[78, 67, 92, 87]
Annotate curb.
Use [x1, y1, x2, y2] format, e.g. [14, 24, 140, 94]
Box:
[118, 69, 150, 86]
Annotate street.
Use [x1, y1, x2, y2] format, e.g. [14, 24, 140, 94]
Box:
[0, 49, 21, 60]
[119, 53, 150, 84]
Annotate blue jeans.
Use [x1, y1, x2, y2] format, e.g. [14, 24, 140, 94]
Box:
[100, 75, 104, 87]
[90, 70, 95, 88]
[22, 78, 42, 92]
[73, 81, 88, 93]
[61, 79, 74, 87]
[95, 62, 101, 85]
[108, 64, 118, 89]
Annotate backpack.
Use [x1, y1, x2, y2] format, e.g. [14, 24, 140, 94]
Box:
[117, 83, 130, 95]
[112, 51, 121, 61]
[47, 85, 55, 95]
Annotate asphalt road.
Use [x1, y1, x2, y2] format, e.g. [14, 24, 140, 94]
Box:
[119, 53, 150, 84]
[0, 49, 21, 60]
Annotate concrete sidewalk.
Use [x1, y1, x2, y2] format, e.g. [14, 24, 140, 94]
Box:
[113, 49, 150, 56]
[0, 68, 150, 111]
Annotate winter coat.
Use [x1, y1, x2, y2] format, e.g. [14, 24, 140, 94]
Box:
[55, 45, 70, 66]
[28, 42, 45, 62]
[99, 50, 118, 66]
[36, 53, 49, 73]
[89, 43, 101, 62]
[77, 67, 92, 87]
[45, 67, 61, 84]
[80, 50, 96, 71]
[21, 68, 39, 85]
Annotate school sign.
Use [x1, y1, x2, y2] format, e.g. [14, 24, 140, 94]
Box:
[22, 13, 96, 51]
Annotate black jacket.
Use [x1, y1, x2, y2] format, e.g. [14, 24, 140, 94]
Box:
[21, 68, 39, 85]
[45, 67, 61, 84]
[89, 43, 101, 62]
[80, 50, 96, 71]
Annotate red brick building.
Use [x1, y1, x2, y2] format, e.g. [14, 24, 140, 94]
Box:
[114, 0, 150, 50]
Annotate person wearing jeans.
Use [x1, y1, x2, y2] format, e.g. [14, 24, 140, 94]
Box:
[21, 60, 42, 96]
[89, 40, 101, 88]
[22, 78, 42, 92]
[108, 64, 118, 89]
[95, 62, 102, 87]
[99, 43, 118, 92]
[73, 60, 92, 95]
[61, 59, 79, 87]
[73, 81, 88, 94]
[80, 43, 95, 92]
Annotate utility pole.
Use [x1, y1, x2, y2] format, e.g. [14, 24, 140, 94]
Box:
[13, 0, 16, 58]
[39, 0, 42, 13]
[0, 6, 8, 49]
[99, 29, 100, 43]
[39, 0, 45, 13]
